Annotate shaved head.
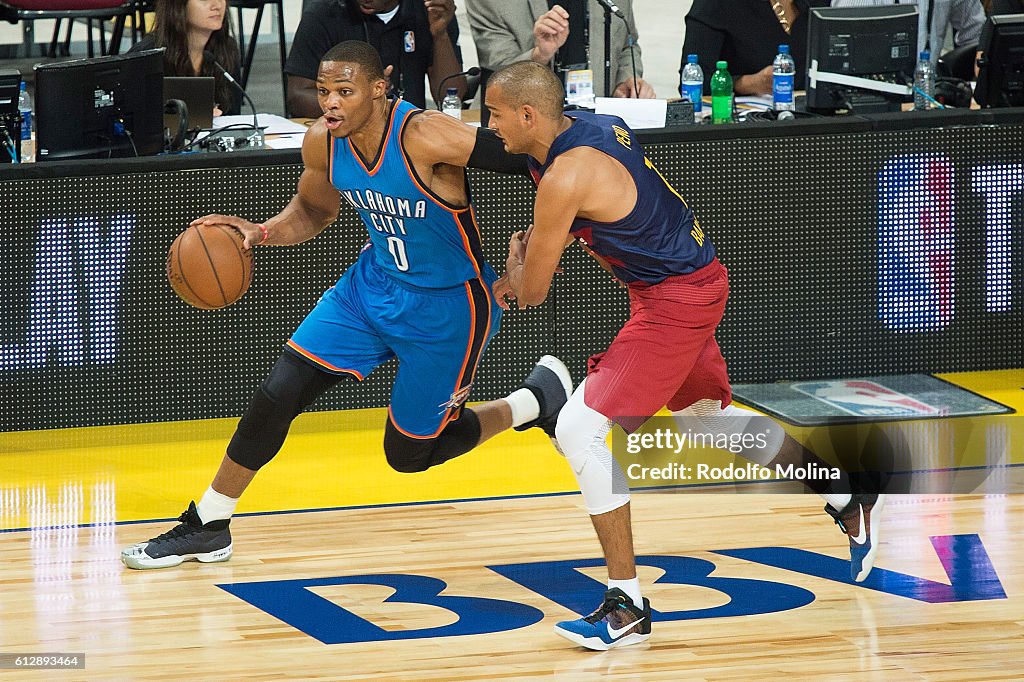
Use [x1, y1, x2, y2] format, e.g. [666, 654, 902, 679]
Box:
[321, 40, 385, 82]
[488, 62, 564, 120]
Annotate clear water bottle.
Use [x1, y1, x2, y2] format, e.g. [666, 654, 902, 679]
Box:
[772, 44, 796, 112]
[18, 81, 34, 163]
[441, 87, 462, 120]
[681, 54, 704, 114]
[710, 61, 733, 124]
[914, 50, 935, 111]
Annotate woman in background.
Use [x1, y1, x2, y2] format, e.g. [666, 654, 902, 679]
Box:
[130, 0, 241, 115]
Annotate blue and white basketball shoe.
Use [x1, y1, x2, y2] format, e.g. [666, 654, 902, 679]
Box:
[553, 588, 651, 650]
[826, 493, 887, 582]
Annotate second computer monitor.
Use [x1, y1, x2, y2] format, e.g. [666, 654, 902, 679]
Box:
[806, 5, 918, 114]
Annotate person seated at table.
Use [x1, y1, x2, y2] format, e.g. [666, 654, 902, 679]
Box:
[284, 0, 465, 117]
[130, 0, 242, 116]
[681, 0, 828, 97]
[466, 0, 655, 100]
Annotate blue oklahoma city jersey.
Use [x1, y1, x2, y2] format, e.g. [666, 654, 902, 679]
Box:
[528, 112, 715, 284]
[328, 98, 487, 289]
[289, 99, 500, 438]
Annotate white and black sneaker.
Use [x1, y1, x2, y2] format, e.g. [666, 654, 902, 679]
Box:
[121, 501, 232, 570]
[513, 355, 573, 437]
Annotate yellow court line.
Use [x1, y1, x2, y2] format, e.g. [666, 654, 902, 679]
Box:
[1, 370, 1021, 531]
[0, 405, 579, 530]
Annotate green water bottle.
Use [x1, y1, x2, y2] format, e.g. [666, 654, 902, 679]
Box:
[711, 60, 733, 124]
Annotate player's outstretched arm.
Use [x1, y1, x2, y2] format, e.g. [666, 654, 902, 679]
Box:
[403, 110, 528, 175]
[193, 122, 341, 249]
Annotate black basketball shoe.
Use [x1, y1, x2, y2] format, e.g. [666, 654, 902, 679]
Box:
[121, 501, 232, 570]
[513, 355, 573, 437]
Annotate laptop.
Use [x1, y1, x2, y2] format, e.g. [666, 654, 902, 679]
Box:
[163, 76, 215, 132]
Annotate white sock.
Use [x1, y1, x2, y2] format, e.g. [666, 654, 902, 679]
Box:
[608, 577, 643, 608]
[196, 486, 238, 524]
[822, 492, 852, 512]
[504, 387, 539, 427]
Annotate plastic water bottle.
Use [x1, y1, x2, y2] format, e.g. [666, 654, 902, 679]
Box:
[914, 50, 935, 110]
[681, 54, 704, 114]
[441, 87, 462, 120]
[772, 44, 796, 112]
[18, 81, 33, 163]
[710, 61, 733, 124]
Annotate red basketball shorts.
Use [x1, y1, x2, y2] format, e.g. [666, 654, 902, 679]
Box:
[583, 258, 732, 433]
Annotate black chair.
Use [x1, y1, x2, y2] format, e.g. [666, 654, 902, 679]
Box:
[128, 0, 152, 47]
[454, 68, 482, 110]
[0, 0, 133, 58]
[476, 67, 493, 125]
[938, 43, 979, 81]
[234, 0, 286, 111]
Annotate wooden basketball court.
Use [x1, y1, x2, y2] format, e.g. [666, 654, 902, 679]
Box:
[1, 369, 1021, 679]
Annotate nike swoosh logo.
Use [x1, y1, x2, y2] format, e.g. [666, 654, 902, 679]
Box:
[850, 506, 867, 545]
[607, 616, 644, 640]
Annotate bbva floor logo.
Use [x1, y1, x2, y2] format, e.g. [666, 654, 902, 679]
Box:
[218, 534, 1006, 645]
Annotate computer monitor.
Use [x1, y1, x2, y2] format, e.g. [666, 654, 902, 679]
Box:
[163, 76, 216, 132]
[974, 14, 1024, 107]
[35, 49, 165, 162]
[806, 5, 918, 115]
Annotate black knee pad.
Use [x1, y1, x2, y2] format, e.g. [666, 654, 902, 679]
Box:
[227, 351, 343, 471]
[228, 387, 289, 471]
[262, 351, 340, 413]
[383, 431, 435, 473]
[383, 409, 481, 473]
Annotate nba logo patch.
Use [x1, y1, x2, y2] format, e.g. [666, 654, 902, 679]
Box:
[792, 380, 944, 417]
[404, 31, 416, 53]
[438, 385, 471, 412]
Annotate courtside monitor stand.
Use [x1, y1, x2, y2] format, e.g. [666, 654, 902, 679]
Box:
[35, 49, 165, 162]
[975, 14, 1024, 108]
[806, 6, 917, 115]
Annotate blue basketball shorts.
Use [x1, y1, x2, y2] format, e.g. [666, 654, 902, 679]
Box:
[287, 250, 502, 438]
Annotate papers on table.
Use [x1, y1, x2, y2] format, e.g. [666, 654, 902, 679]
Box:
[212, 113, 309, 135]
[265, 136, 305, 149]
[594, 97, 667, 129]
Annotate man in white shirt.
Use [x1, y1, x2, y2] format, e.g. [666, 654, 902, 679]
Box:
[466, 0, 655, 100]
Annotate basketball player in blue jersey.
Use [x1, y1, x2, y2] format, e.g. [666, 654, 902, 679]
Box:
[486, 61, 886, 650]
[121, 41, 573, 570]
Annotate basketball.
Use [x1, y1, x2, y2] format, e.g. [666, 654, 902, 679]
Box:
[166, 223, 254, 309]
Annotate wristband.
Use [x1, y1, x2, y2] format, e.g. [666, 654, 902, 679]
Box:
[257, 223, 269, 244]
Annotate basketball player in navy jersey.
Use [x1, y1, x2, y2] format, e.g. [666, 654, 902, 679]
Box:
[486, 61, 886, 650]
[121, 41, 573, 570]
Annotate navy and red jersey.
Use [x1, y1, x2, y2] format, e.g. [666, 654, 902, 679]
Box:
[527, 112, 716, 285]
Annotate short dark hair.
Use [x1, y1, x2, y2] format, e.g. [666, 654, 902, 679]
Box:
[321, 40, 386, 82]
[488, 62, 564, 119]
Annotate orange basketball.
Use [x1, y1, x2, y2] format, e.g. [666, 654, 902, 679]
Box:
[166, 223, 254, 309]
